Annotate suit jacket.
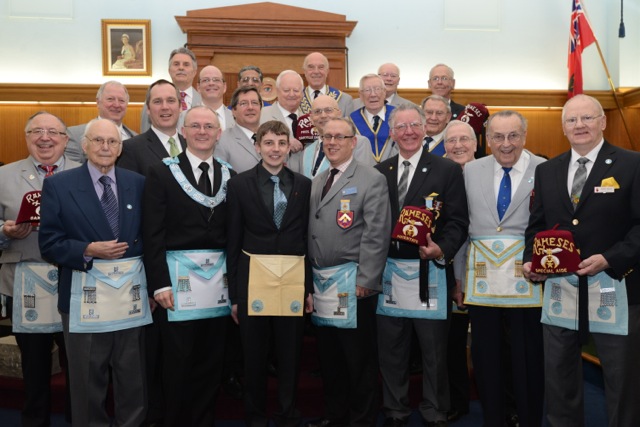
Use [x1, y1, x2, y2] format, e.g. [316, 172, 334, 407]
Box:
[38, 163, 145, 313]
[140, 88, 202, 133]
[376, 148, 469, 262]
[288, 135, 375, 178]
[0, 156, 81, 296]
[142, 152, 234, 294]
[524, 141, 640, 304]
[65, 122, 137, 164]
[352, 93, 415, 110]
[226, 164, 312, 302]
[213, 125, 261, 173]
[450, 99, 465, 120]
[308, 160, 391, 290]
[259, 102, 300, 126]
[117, 128, 187, 176]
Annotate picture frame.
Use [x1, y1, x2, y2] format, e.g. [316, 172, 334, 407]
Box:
[102, 19, 152, 76]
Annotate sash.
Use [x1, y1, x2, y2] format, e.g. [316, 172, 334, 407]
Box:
[302, 141, 328, 178]
[166, 249, 229, 321]
[350, 107, 395, 163]
[246, 252, 305, 316]
[12, 262, 62, 333]
[163, 156, 230, 209]
[300, 85, 344, 114]
[541, 271, 628, 335]
[311, 262, 358, 328]
[428, 138, 447, 157]
[69, 257, 152, 333]
[377, 258, 448, 319]
[464, 236, 542, 307]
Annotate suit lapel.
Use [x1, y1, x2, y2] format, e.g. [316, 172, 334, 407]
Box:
[575, 141, 616, 212]
[502, 152, 537, 221]
[480, 159, 501, 223]
[317, 161, 356, 210]
[380, 157, 400, 213]
[20, 159, 41, 191]
[234, 127, 261, 162]
[404, 150, 432, 206]
[70, 164, 113, 240]
[555, 151, 574, 213]
[115, 168, 134, 240]
[145, 129, 172, 161]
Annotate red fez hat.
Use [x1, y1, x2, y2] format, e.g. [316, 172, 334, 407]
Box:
[295, 113, 318, 144]
[16, 191, 42, 225]
[531, 224, 582, 274]
[391, 206, 435, 246]
[458, 103, 489, 135]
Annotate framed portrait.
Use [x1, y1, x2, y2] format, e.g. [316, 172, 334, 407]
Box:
[102, 19, 152, 76]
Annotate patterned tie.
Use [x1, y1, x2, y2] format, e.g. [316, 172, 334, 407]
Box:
[313, 89, 321, 99]
[168, 136, 180, 157]
[271, 176, 287, 229]
[321, 168, 339, 200]
[99, 176, 119, 239]
[397, 160, 411, 209]
[251, 133, 257, 144]
[38, 164, 58, 177]
[198, 162, 212, 197]
[372, 115, 381, 132]
[180, 91, 188, 111]
[497, 167, 512, 220]
[288, 113, 298, 137]
[312, 141, 325, 177]
[571, 157, 589, 209]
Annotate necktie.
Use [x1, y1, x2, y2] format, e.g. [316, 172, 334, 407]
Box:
[251, 133, 257, 144]
[424, 136, 434, 147]
[38, 164, 58, 177]
[271, 176, 287, 229]
[198, 162, 212, 197]
[180, 91, 188, 111]
[312, 141, 325, 176]
[99, 176, 119, 239]
[570, 157, 589, 209]
[397, 160, 411, 208]
[313, 89, 321, 99]
[288, 113, 298, 137]
[372, 115, 381, 132]
[321, 168, 339, 200]
[168, 137, 180, 157]
[497, 167, 512, 220]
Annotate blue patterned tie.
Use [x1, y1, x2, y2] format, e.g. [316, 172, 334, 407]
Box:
[497, 167, 512, 221]
[271, 176, 287, 229]
[99, 175, 119, 239]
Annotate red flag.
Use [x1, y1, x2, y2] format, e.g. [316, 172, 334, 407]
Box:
[568, 0, 596, 98]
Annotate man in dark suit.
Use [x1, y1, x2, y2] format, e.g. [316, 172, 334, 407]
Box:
[118, 79, 186, 175]
[143, 105, 234, 426]
[375, 104, 469, 427]
[39, 118, 149, 426]
[227, 120, 312, 427]
[428, 64, 464, 120]
[523, 94, 640, 426]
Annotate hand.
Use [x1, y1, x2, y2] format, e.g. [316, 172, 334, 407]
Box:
[154, 289, 174, 311]
[84, 240, 129, 260]
[2, 220, 32, 240]
[418, 234, 444, 260]
[304, 294, 314, 314]
[452, 279, 466, 309]
[356, 285, 376, 298]
[148, 298, 158, 313]
[523, 262, 547, 283]
[231, 304, 239, 325]
[289, 138, 304, 153]
[577, 254, 609, 276]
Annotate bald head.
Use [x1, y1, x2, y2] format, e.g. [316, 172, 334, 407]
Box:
[303, 52, 330, 90]
[310, 95, 342, 133]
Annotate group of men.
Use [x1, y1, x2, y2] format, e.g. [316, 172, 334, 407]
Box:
[0, 43, 638, 427]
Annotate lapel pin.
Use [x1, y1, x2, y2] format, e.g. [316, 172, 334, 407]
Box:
[29, 174, 35, 180]
[422, 167, 427, 173]
[605, 159, 612, 165]
[126, 204, 133, 210]
[389, 166, 394, 170]
[528, 177, 534, 183]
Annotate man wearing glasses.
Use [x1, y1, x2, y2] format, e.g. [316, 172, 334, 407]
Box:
[236, 65, 272, 108]
[421, 95, 453, 157]
[428, 64, 465, 120]
[463, 111, 546, 427]
[196, 65, 235, 131]
[353, 63, 415, 110]
[300, 52, 353, 117]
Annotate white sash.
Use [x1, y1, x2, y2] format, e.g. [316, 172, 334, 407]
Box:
[13, 262, 62, 333]
[311, 262, 358, 329]
[69, 257, 152, 333]
[166, 249, 229, 321]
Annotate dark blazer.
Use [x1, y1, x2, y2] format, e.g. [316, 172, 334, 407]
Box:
[450, 99, 465, 120]
[38, 163, 145, 313]
[524, 141, 640, 304]
[117, 129, 187, 175]
[376, 148, 469, 262]
[142, 151, 234, 294]
[226, 164, 312, 303]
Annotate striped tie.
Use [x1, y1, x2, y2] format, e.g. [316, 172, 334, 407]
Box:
[99, 176, 119, 239]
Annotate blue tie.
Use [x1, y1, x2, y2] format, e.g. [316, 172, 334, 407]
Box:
[271, 176, 287, 229]
[497, 167, 512, 221]
[99, 175, 119, 239]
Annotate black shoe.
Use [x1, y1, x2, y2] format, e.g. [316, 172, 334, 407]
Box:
[222, 374, 243, 400]
[383, 417, 408, 426]
[305, 418, 343, 427]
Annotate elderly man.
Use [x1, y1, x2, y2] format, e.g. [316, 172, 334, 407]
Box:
[66, 81, 137, 163]
[143, 105, 234, 426]
[118, 79, 185, 175]
[353, 63, 414, 110]
[196, 65, 235, 131]
[215, 87, 265, 173]
[141, 47, 201, 132]
[260, 70, 305, 153]
[300, 52, 353, 117]
[307, 117, 391, 427]
[524, 95, 640, 427]
[0, 112, 79, 426]
[350, 74, 396, 164]
[289, 95, 374, 177]
[375, 104, 468, 427]
[421, 95, 453, 157]
[463, 111, 546, 427]
[39, 118, 150, 426]
[428, 64, 464, 120]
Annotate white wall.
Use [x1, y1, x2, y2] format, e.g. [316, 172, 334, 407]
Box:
[0, 0, 637, 91]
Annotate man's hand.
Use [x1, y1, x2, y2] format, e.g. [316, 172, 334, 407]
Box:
[84, 240, 129, 260]
[577, 254, 609, 276]
[356, 285, 376, 298]
[231, 304, 239, 325]
[2, 220, 32, 240]
[148, 298, 158, 313]
[304, 294, 314, 314]
[418, 234, 444, 260]
[523, 262, 547, 283]
[452, 279, 466, 309]
[289, 138, 304, 153]
[154, 289, 174, 311]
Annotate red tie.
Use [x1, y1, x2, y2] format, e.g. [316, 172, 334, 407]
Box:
[180, 91, 188, 111]
[38, 164, 58, 177]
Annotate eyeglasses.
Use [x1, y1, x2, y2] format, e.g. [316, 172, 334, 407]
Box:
[184, 123, 219, 131]
[200, 77, 224, 84]
[563, 115, 603, 127]
[378, 73, 399, 79]
[240, 76, 261, 84]
[445, 136, 474, 145]
[311, 107, 337, 116]
[430, 76, 451, 82]
[26, 128, 67, 137]
[360, 87, 385, 95]
[87, 137, 121, 147]
[236, 100, 261, 108]
[423, 110, 448, 118]
[392, 122, 423, 133]
[490, 132, 522, 143]
[322, 134, 354, 142]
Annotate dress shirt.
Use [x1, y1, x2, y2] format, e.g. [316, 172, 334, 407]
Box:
[324, 157, 353, 193]
[364, 106, 387, 128]
[151, 126, 181, 156]
[31, 157, 65, 184]
[185, 149, 214, 190]
[566, 139, 604, 197]
[397, 148, 423, 189]
[213, 104, 228, 131]
[426, 130, 446, 151]
[493, 150, 530, 201]
[257, 163, 293, 216]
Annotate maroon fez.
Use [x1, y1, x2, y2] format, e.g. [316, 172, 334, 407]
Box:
[391, 206, 435, 246]
[531, 224, 582, 274]
[16, 191, 42, 225]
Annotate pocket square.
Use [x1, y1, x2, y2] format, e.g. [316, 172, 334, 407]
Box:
[600, 177, 620, 189]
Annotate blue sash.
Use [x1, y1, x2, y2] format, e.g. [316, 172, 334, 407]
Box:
[166, 249, 230, 321]
[69, 257, 152, 333]
[300, 86, 344, 114]
[350, 107, 395, 163]
[302, 141, 329, 178]
[13, 262, 62, 333]
[377, 258, 448, 319]
[311, 262, 358, 328]
[541, 271, 628, 335]
[429, 138, 447, 157]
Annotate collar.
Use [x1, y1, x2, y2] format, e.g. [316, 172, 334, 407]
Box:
[570, 139, 604, 165]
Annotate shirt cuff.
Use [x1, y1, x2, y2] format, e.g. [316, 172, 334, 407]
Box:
[153, 287, 172, 297]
